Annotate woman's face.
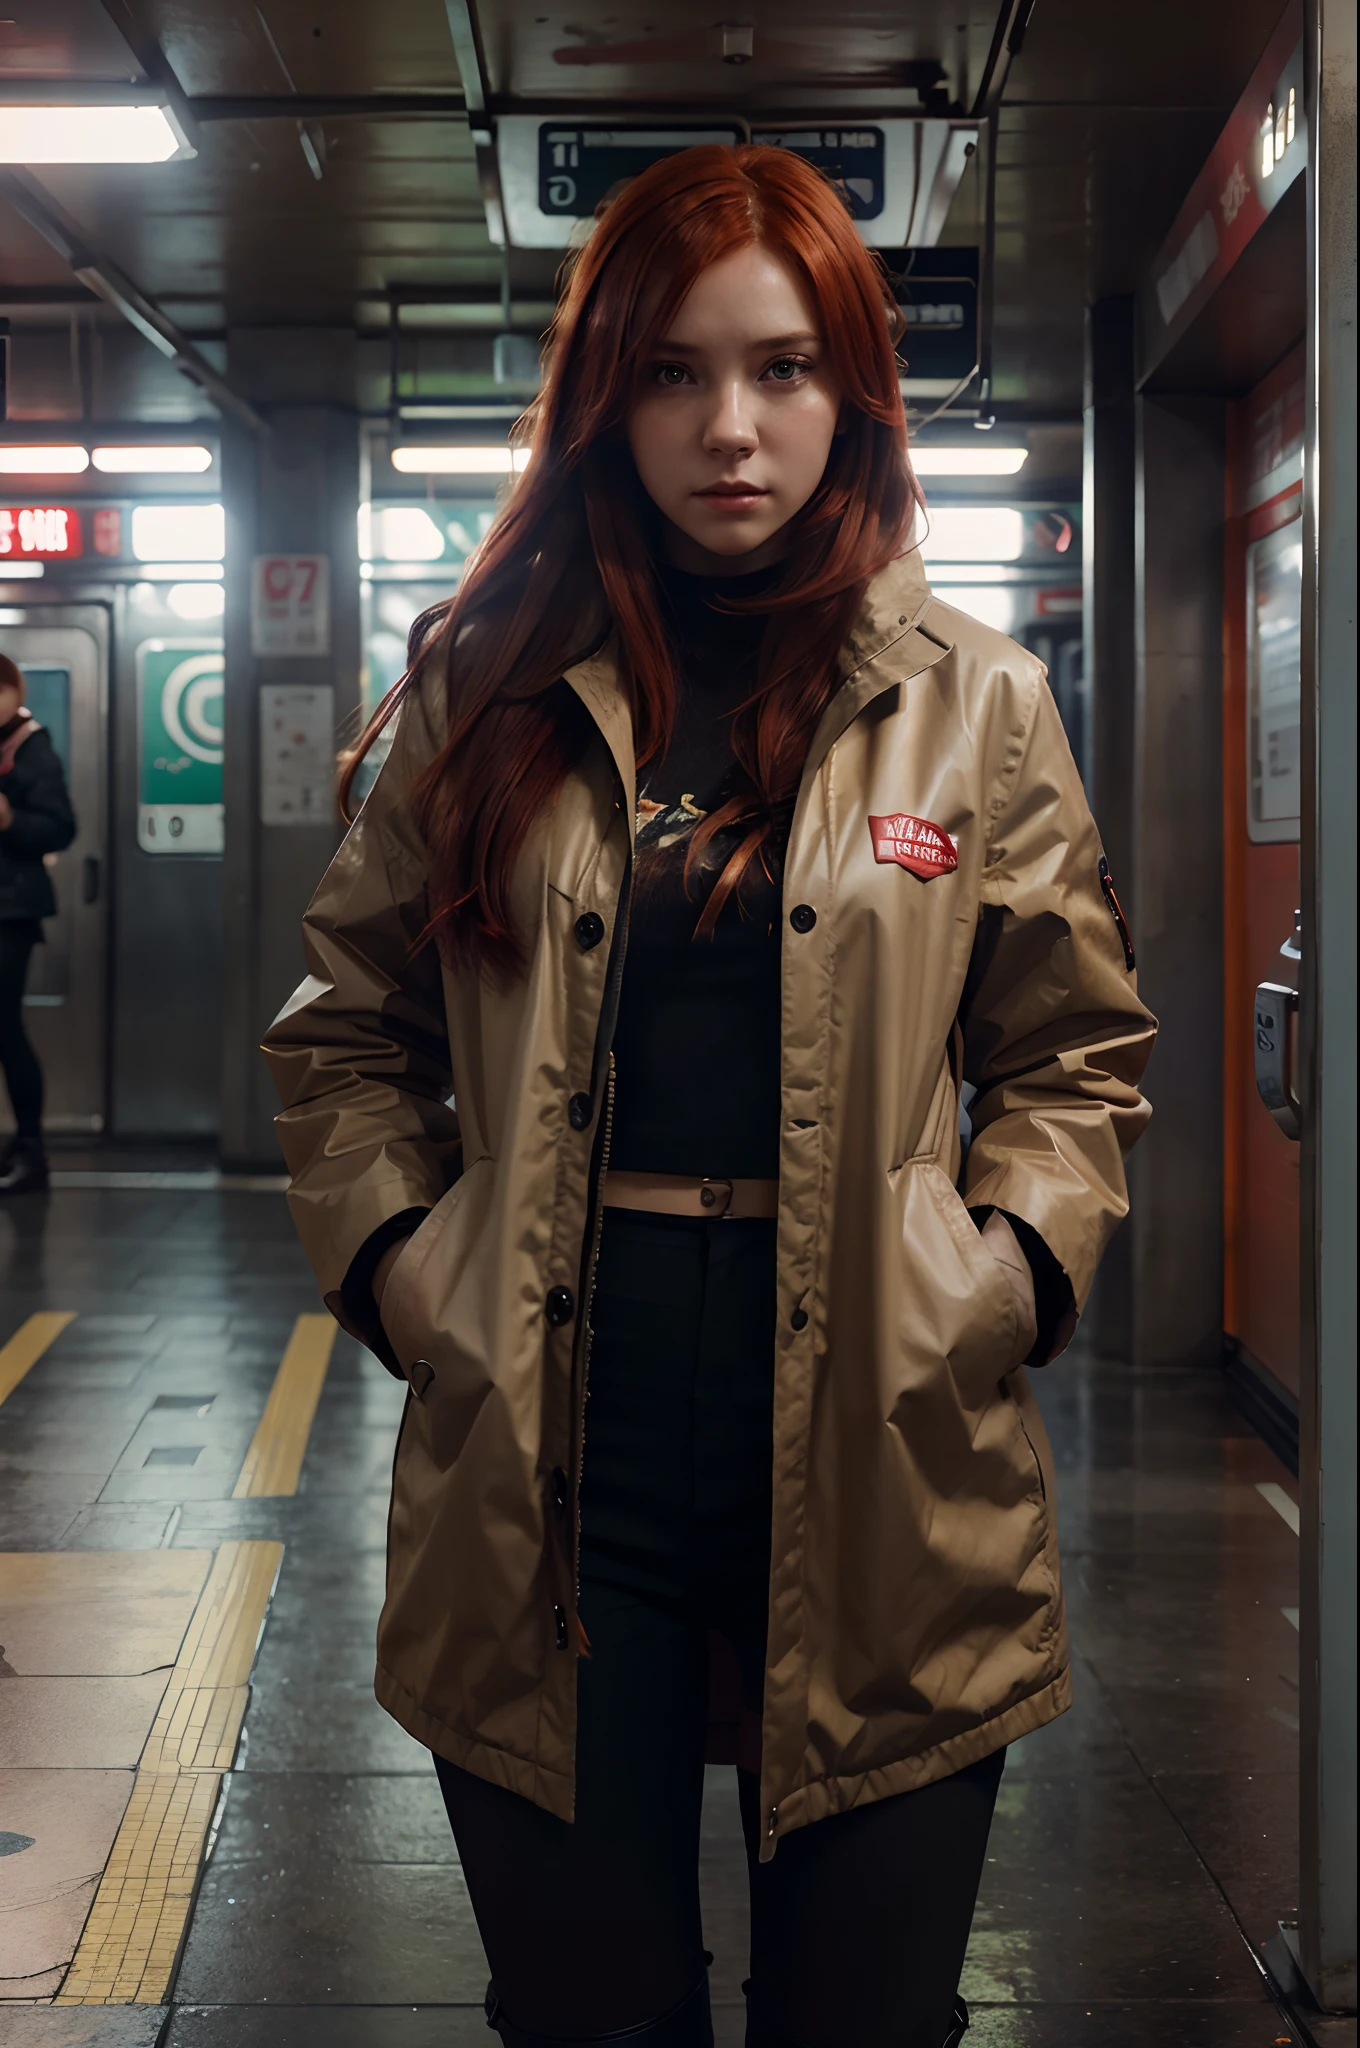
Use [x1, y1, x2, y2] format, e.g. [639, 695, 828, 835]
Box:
[626, 243, 842, 576]
[0, 676, 22, 725]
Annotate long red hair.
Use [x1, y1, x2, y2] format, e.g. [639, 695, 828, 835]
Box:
[341, 144, 921, 978]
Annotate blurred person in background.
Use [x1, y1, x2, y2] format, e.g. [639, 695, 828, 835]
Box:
[0, 650, 76, 1195]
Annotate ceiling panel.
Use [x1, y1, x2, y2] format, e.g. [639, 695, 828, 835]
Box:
[0, 0, 1303, 425]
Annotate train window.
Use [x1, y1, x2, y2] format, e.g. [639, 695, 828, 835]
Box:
[16, 663, 70, 771]
[1246, 514, 1303, 842]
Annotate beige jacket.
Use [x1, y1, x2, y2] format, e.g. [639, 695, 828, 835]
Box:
[264, 550, 1154, 1857]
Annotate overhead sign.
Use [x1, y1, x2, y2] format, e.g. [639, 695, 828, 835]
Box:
[0, 505, 83, 557]
[1144, 0, 1303, 372]
[137, 640, 224, 854]
[882, 247, 979, 390]
[498, 115, 975, 250]
[749, 128, 884, 219]
[260, 683, 335, 826]
[535, 123, 741, 218]
[250, 553, 330, 657]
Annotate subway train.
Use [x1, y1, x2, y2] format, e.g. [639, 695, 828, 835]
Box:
[0, 1, 1353, 2043]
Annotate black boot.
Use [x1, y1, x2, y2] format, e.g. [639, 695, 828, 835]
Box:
[485, 1971, 712, 2047]
[0, 1131, 47, 1194]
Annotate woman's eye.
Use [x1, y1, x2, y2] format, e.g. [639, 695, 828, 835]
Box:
[654, 363, 691, 387]
[764, 356, 812, 383]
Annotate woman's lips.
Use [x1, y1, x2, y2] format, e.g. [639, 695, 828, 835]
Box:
[695, 483, 769, 506]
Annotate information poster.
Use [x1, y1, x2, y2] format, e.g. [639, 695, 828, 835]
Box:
[260, 684, 335, 826]
[137, 641, 225, 854]
[251, 553, 331, 656]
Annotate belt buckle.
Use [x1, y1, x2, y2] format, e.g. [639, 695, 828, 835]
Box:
[699, 1177, 733, 1217]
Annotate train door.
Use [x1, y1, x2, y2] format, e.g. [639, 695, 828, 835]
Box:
[1224, 344, 1304, 1438]
[0, 606, 109, 1133]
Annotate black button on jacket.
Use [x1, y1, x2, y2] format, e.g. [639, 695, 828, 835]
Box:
[0, 722, 77, 923]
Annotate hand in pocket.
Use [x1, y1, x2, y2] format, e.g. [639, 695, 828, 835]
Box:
[980, 1211, 1038, 1368]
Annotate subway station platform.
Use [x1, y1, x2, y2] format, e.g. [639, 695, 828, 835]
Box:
[0, 1169, 1347, 2048]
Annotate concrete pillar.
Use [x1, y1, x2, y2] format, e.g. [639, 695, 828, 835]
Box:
[1128, 394, 1226, 1370]
[1082, 297, 1138, 1356]
[219, 335, 361, 1170]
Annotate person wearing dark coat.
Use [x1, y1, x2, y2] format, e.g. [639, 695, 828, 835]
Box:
[0, 650, 77, 1193]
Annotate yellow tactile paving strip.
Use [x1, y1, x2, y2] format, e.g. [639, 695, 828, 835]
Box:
[55, 1540, 283, 2005]
[0, 1310, 77, 1408]
[233, 1312, 338, 1497]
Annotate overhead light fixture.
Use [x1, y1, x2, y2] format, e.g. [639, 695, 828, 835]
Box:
[165, 582, 226, 621]
[0, 561, 44, 579]
[0, 445, 89, 474]
[0, 104, 193, 165]
[137, 562, 224, 581]
[910, 447, 1028, 477]
[390, 446, 520, 475]
[375, 507, 446, 562]
[131, 503, 224, 561]
[917, 506, 1025, 562]
[92, 446, 213, 474]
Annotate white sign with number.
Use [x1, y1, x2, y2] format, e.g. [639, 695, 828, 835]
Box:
[250, 553, 331, 656]
[260, 684, 335, 826]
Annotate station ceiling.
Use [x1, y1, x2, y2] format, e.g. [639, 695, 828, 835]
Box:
[0, 0, 1288, 443]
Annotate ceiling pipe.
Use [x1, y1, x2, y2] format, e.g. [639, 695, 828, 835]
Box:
[0, 169, 268, 435]
[444, 0, 507, 246]
[95, 0, 202, 153]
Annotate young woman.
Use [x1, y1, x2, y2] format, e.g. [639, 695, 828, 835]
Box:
[0, 650, 76, 1195]
[266, 146, 1154, 2048]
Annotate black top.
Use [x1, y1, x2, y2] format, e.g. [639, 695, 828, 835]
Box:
[0, 715, 77, 925]
[609, 563, 783, 1178]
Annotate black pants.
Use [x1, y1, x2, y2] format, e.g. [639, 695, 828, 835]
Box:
[435, 1211, 1004, 2046]
[0, 922, 43, 1135]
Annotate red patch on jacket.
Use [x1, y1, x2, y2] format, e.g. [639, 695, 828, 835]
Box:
[868, 813, 959, 880]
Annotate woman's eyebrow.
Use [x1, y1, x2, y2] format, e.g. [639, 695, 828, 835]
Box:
[653, 331, 821, 353]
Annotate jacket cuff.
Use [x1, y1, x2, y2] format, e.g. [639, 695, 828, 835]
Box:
[969, 1205, 1076, 1367]
[335, 1206, 431, 1371]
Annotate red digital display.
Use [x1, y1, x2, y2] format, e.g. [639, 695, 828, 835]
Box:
[92, 507, 122, 556]
[0, 505, 84, 558]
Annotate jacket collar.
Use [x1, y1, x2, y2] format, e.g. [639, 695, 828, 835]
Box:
[562, 550, 951, 828]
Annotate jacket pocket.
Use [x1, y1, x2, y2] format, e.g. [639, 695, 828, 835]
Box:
[891, 1155, 1022, 1412]
[381, 1155, 491, 1398]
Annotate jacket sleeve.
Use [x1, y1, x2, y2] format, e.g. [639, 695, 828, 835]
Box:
[261, 681, 463, 1341]
[960, 665, 1155, 1333]
[0, 732, 77, 855]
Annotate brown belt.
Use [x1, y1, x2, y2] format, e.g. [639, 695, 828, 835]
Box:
[601, 1170, 779, 1220]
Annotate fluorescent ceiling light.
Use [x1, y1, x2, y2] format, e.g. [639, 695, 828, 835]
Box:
[92, 445, 213, 474]
[0, 561, 44, 578]
[918, 506, 1025, 562]
[138, 562, 224, 581]
[391, 446, 517, 474]
[0, 445, 89, 474]
[941, 586, 1017, 635]
[165, 582, 226, 621]
[131, 503, 224, 562]
[911, 447, 1028, 476]
[0, 105, 190, 165]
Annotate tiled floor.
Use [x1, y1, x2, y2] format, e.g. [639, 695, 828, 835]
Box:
[0, 1176, 1349, 2046]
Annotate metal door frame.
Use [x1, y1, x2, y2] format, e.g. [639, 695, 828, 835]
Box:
[1298, 0, 1357, 2012]
[0, 601, 111, 1134]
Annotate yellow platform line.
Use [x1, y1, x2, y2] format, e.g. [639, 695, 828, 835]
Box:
[55, 1539, 283, 2006]
[0, 1310, 77, 1408]
[232, 1312, 337, 1497]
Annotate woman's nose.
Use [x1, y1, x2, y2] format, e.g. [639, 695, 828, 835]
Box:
[702, 379, 757, 457]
